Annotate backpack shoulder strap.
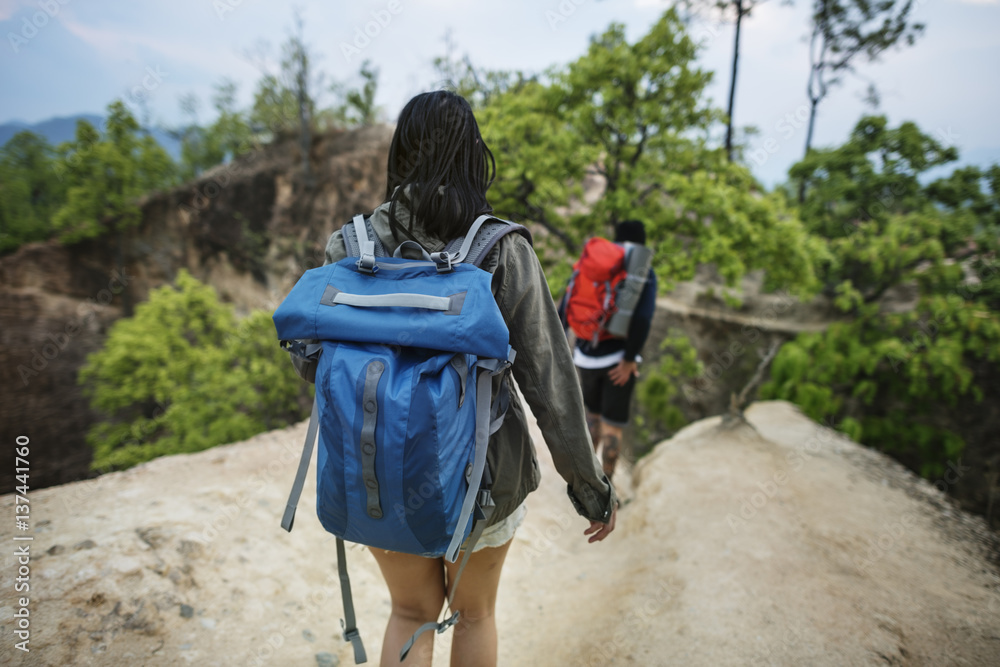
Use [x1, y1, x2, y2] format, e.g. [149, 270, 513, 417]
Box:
[445, 215, 533, 268]
[341, 214, 390, 260]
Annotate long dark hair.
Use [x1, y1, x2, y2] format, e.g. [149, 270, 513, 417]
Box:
[384, 91, 496, 242]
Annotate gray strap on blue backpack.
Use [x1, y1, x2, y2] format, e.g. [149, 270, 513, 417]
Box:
[398, 358, 508, 662]
[342, 214, 389, 264]
[342, 212, 531, 270]
[444, 214, 532, 268]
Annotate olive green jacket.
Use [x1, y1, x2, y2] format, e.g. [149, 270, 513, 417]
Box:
[322, 200, 617, 526]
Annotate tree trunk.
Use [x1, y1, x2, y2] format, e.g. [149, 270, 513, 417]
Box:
[798, 97, 819, 203]
[804, 95, 818, 158]
[725, 0, 745, 162]
[722, 337, 783, 426]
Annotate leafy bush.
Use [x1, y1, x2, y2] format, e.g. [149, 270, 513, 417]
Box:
[635, 332, 703, 450]
[765, 117, 1000, 478]
[0, 131, 64, 253]
[79, 270, 311, 471]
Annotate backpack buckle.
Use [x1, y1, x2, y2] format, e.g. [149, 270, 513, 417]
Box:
[356, 254, 378, 274]
[430, 251, 454, 273]
[439, 612, 461, 632]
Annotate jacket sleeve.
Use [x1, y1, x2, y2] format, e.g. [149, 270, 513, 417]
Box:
[325, 229, 347, 265]
[495, 234, 618, 523]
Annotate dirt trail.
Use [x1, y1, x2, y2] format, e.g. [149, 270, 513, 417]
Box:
[2, 400, 998, 666]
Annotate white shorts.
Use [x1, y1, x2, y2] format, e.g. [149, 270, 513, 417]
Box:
[462, 503, 527, 553]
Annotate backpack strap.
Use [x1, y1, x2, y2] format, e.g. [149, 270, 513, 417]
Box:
[341, 214, 389, 262]
[399, 356, 511, 662]
[281, 397, 368, 664]
[280, 395, 320, 532]
[336, 538, 368, 664]
[444, 215, 533, 268]
[342, 213, 531, 269]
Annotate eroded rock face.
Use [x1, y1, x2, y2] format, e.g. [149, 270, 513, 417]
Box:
[0, 126, 394, 491]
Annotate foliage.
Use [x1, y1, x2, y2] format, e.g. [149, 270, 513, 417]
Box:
[479, 77, 595, 261]
[339, 59, 381, 127]
[763, 294, 1000, 477]
[653, 161, 824, 297]
[79, 270, 311, 471]
[478, 10, 820, 294]
[558, 10, 718, 236]
[803, 0, 924, 155]
[52, 100, 175, 243]
[0, 131, 64, 253]
[791, 116, 967, 304]
[766, 117, 1000, 477]
[472, 10, 823, 440]
[175, 80, 254, 180]
[635, 332, 704, 444]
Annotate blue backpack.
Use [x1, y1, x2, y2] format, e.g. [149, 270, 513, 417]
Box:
[273, 213, 530, 663]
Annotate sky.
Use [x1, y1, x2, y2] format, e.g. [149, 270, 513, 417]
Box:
[0, 0, 998, 187]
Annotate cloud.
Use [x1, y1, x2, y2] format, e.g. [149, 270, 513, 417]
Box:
[60, 17, 233, 74]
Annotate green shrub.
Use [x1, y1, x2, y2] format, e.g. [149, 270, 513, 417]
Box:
[79, 270, 310, 471]
[635, 332, 703, 452]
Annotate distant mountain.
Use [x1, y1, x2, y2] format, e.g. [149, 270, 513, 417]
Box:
[0, 114, 182, 159]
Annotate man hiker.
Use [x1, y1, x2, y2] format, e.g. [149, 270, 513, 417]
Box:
[560, 219, 657, 479]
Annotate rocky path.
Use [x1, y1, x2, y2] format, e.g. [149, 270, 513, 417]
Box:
[2, 400, 998, 666]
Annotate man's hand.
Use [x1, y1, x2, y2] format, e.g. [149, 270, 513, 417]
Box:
[584, 503, 617, 543]
[608, 359, 638, 387]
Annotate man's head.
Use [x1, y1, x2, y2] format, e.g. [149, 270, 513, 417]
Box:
[614, 220, 646, 245]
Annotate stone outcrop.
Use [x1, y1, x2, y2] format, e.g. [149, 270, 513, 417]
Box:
[0, 126, 394, 491]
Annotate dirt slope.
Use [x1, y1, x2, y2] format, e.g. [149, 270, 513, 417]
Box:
[1, 400, 998, 666]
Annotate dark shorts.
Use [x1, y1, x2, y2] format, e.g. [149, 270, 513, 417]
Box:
[577, 364, 636, 427]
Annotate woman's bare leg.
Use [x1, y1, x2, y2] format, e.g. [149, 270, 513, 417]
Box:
[444, 540, 513, 667]
[368, 548, 446, 667]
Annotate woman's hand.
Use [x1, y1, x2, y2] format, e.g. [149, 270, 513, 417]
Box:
[584, 503, 617, 543]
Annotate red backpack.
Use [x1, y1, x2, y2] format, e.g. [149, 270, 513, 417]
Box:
[565, 237, 627, 344]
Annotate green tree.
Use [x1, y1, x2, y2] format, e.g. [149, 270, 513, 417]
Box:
[53, 100, 174, 243]
[479, 78, 594, 262]
[176, 80, 255, 180]
[560, 11, 718, 235]
[80, 270, 311, 471]
[343, 59, 381, 126]
[0, 131, 64, 253]
[475, 11, 823, 441]
[685, 0, 774, 161]
[480, 9, 821, 295]
[803, 0, 924, 160]
[791, 116, 961, 304]
[246, 10, 322, 184]
[52, 101, 174, 313]
[765, 117, 1000, 478]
